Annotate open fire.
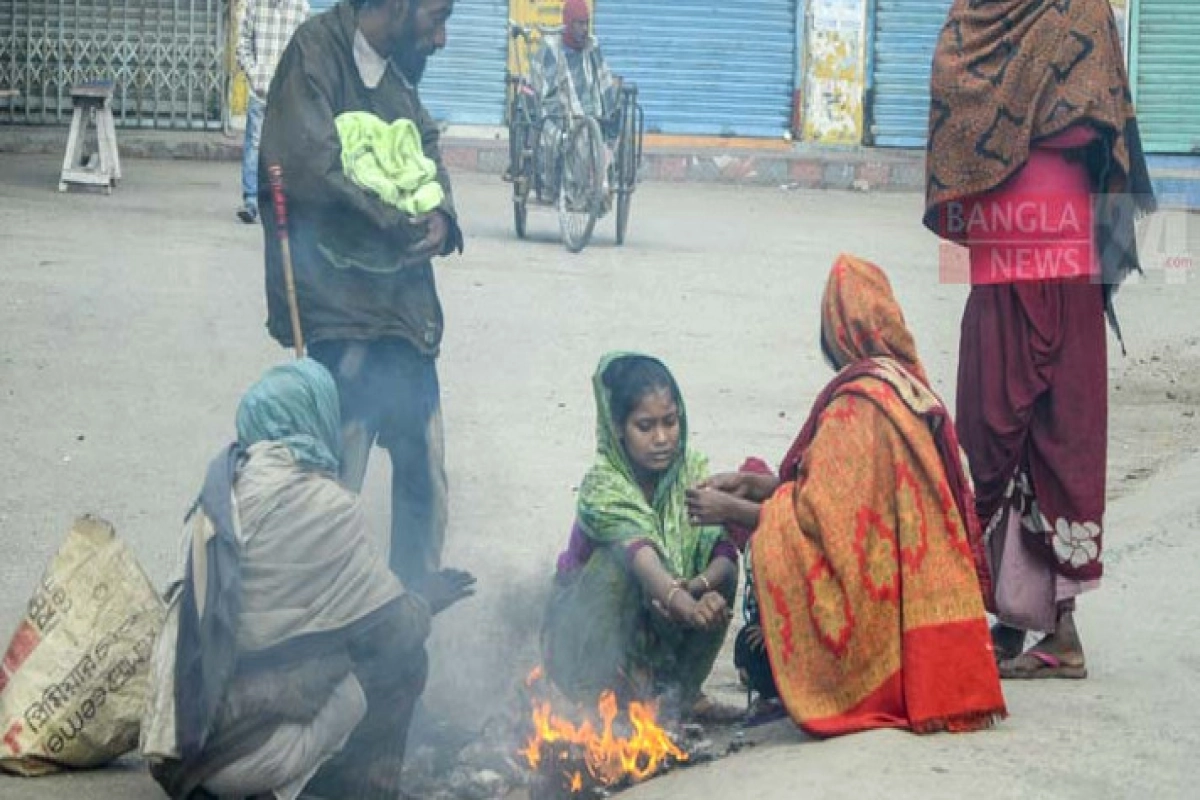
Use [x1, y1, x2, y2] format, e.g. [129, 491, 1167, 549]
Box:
[519, 667, 689, 796]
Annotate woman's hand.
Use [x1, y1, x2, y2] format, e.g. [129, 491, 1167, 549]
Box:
[686, 556, 737, 599]
[663, 587, 730, 632]
[685, 485, 736, 526]
[688, 591, 732, 632]
[696, 471, 780, 504]
[684, 574, 711, 599]
[743, 622, 765, 652]
[697, 472, 755, 498]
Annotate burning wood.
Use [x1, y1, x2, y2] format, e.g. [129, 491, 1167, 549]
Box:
[519, 667, 689, 797]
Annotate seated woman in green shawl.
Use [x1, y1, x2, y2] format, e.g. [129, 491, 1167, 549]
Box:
[543, 353, 739, 720]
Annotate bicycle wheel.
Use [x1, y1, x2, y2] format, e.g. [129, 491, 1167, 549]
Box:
[558, 116, 603, 254]
[514, 199, 528, 239]
[508, 91, 536, 240]
[615, 189, 632, 246]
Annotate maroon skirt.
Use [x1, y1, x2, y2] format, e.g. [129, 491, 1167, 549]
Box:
[956, 278, 1107, 582]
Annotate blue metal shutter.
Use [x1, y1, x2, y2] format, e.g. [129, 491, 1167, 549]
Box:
[594, 0, 796, 138]
[418, 0, 508, 124]
[1131, 0, 1200, 154]
[308, 0, 507, 124]
[869, 0, 952, 148]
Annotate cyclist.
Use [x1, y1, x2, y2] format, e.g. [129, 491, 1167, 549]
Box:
[531, 0, 618, 198]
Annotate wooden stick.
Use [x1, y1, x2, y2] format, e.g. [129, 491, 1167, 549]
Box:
[267, 164, 304, 358]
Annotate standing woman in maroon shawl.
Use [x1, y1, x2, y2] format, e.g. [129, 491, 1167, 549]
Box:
[925, 0, 1155, 679]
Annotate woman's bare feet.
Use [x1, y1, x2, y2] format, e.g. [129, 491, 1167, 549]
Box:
[998, 606, 1087, 679]
[685, 694, 745, 726]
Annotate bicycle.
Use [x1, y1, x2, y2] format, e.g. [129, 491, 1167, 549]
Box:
[503, 21, 643, 253]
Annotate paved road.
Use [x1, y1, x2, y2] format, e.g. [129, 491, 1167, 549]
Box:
[1, 155, 1197, 798]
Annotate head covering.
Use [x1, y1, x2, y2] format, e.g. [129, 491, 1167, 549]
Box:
[562, 0, 590, 50]
[235, 358, 342, 475]
[926, 0, 1153, 213]
[752, 257, 1002, 738]
[925, 0, 1155, 343]
[576, 352, 725, 579]
[820, 254, 927, 384]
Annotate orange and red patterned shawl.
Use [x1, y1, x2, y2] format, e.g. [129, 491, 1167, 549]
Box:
[753, 255, 1005, 737]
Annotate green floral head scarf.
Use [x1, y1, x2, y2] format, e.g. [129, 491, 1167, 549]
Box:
[576, 352, 726, 579]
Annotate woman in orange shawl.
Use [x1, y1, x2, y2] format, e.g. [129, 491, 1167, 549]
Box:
[688, 255, 1005, 736]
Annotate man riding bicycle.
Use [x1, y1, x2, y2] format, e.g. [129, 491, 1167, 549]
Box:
[530, 0, 618, 197]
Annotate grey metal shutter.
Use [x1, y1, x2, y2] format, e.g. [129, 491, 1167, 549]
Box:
[868, 0, 952, 148]
[1131, 0, 1200, 154]
[594, 0, 796, 138]
[0, 0, 225, 129]
[419, 0, 507, 124]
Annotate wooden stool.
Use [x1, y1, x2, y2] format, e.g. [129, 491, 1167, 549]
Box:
[59, 81, 122, 194]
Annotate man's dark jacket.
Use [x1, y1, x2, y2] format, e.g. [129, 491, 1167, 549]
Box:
[258, 0, 462, 355]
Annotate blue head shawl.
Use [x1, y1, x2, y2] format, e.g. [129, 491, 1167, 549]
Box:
[235, 358, 341, 474]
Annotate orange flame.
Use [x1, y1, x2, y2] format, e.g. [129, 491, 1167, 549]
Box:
[526, 665, 545, 687]
[521, 668, 688, 792]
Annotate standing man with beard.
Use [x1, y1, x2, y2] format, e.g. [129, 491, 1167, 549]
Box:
[258, 0, 461, 596]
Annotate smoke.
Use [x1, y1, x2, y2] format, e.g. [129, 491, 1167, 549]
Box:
[419, 565, 553, 732]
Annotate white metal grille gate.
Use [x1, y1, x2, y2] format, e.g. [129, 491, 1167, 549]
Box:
[0, 0, 225, 129]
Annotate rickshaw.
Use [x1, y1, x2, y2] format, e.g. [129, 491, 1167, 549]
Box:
[503, 22, 644, 253]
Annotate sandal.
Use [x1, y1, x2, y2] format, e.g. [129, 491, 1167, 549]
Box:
[744, 697, 787, 728]
[998, 649, 1087, 680]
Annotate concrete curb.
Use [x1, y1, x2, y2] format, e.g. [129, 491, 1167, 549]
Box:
[0, 125, 933, 193]
[2, 125, 1196, 205]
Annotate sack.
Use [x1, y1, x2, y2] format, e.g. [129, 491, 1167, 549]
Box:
[0, 516, 166, 776]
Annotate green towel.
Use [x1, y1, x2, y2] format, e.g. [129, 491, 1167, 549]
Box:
[334, 112, 445, 215]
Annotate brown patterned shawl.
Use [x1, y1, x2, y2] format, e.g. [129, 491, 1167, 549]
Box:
[924, 0, 1156, 336]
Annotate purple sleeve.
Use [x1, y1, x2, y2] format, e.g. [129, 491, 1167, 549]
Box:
[555, 520, 595, 576]
[558, 521, 658, 576]
[709, 540, 739, 565]
[724, 456, 776, 552]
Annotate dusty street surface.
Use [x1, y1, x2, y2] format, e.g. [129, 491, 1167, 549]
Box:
[1, 154, 1198, 798]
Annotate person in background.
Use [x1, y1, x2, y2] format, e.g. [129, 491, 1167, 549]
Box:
[543, 353, 741, 723]
[258, 0, 462, 592]
[688, 256, 1005, 737]
[533, 0, 616, 125]
[531, 0, 618, 196]
[924, 0, 1155, 679]
[235, 0, 309, 224]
